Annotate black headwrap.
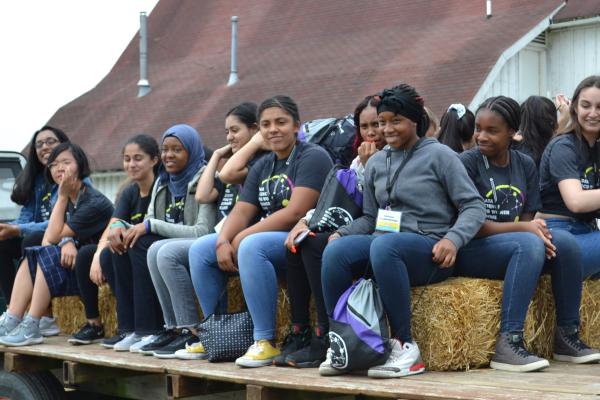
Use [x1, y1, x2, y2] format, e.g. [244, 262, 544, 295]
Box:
[376, 88, 424, 125]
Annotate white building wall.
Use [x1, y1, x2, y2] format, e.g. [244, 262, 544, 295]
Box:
[90, 171, 127, 204]
[476, 45, 547, 106]
[547, 23, 600, 100]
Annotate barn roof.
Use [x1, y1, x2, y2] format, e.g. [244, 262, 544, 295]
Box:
[47, 0, 564, 171]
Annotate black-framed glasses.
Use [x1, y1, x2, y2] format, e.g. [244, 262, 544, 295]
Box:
[35, 138, 59, 149]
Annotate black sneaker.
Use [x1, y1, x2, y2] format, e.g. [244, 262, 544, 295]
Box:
[272, 325, 311, 366]
[101, 333, 128, 349]
[68, 323, 104, 345]
[286, 330, 329, 368]
[553, 326, 600, 364]
[138, 329, 178, 355]
[490, 331, 549, 372]
[153, 330, 198, 359]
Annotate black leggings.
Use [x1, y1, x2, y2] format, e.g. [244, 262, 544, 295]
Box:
[285, 232, 330, 332]
[0, 231, 44, 301]
[74, 245, 116, 320]
[111, 234, 165, 335]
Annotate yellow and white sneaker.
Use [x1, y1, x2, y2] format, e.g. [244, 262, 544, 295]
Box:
[235, 340, 280, 368]
[174, 341, 208, 360]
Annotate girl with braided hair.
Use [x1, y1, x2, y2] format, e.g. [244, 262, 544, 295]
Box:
[455, 95, 598, 371]
[319, 83, 486, 378]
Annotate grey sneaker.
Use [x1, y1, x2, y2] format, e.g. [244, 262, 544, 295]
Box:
[490, 332, 549, 372]
[0, 315, 44, 347]
[39, 316, 60, 336]
[113, 333, 142, 352]
[553, 326, 600, 364]
[0, 312, 20, 336]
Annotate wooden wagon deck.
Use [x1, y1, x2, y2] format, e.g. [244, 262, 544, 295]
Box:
[1, 337, 599, 399]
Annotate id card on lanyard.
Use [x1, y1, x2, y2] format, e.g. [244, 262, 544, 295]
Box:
[375, 139, 423, 233]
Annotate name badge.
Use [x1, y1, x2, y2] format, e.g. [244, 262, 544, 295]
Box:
[376, 209, 402, 233]
[213, 216, 227, 234]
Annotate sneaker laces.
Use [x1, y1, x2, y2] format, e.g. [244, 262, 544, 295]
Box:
[246, 341, 264, 356]
[563, 330, 590, 352]
[508, 334, 534, 358]
[9, 319, 35, 337]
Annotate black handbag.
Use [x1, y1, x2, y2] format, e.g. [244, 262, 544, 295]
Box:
[308, 165, 363, 232]
[196, 290, 254, 362]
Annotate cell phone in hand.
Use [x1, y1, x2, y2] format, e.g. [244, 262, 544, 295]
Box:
[293, 230, 311, 245]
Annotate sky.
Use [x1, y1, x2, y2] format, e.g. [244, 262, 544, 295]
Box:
[0, 1, 160, 152]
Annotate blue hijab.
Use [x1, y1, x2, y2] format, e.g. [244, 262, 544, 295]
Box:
[159, 124, 206, 198]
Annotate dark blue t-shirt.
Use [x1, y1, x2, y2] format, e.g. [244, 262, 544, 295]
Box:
[239, 141, 332, 218]
[460, 147, 541, 222]
[539, 133, 599, 221]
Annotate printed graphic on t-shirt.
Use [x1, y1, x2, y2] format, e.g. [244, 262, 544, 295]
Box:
[580, 165, 597, 190]
[218, 184, 239, 219]
[165, 197, 185, 224]
[484, 184, 525, 222]
[130, 212, 145, 224]
[39, 190, 53, 221]
[258, 173, 293, 214]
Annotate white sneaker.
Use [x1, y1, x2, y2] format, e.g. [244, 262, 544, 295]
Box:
[39, 316, 60, 337]
[318, 348, 346, 376]
[368, 339, 425, 379]
[175, 341, 208, 360]
[129, 334, 158, 353]
[113, 333, 141, 352]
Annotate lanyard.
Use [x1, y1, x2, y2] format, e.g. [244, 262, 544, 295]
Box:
[385, 138, 423, 208]
[265, 144, 297, 212]
[481, 153, 511, 204]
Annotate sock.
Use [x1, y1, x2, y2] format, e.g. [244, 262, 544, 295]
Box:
[6, 312, 22, 325]
[24, 314, 41, 326]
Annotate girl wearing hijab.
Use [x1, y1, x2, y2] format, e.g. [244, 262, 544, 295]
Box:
[110, 124, 216, 353]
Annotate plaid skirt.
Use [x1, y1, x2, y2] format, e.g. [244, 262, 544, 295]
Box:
[25, 245, 79, 298]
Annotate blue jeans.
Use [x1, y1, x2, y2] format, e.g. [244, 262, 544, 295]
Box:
[545, 219, 600, 279]
[322, 233, 454, 343]
[456, 230, 583, 330]
[455, 232, 546, 332]
[189, 231, 288, 340]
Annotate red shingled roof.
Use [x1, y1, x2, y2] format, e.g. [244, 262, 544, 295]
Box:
[554, 0, 600, 22]
[47, 0, 563, 171]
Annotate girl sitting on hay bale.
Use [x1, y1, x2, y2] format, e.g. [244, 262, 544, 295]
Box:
[0, 143, 113, 346]
[456, 95, 599, 372]
[67, 134, 160, 346]
[190, 95, 333, 368]
[538, 75, 600, 281]
[320, 83, 486, 378]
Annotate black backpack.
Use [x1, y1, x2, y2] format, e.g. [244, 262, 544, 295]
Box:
[300, 115, 356, 167]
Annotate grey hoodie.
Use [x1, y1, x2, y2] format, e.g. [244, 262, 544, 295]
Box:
[145, 166, 216, 238]
[337, 138, 485, 249]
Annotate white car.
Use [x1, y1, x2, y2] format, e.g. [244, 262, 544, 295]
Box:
[0, 151, 27, 223]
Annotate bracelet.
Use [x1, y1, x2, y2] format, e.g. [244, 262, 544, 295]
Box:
[215, 239, 230, 250]
[58, 237, 77, 248]
[144, 220, 151, 234]
[110, 220, 127, 229]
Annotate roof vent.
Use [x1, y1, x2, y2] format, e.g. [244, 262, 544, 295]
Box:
[137, 12, 151, 97]
[227, 16, 239, 86]
[486, 0, 492, 19]
[532, 32, 547, 46]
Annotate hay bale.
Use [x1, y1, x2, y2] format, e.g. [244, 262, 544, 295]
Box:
[52, 285, 116, 336]
[580, 279, 600, 349]
[410, 276, 556, 371]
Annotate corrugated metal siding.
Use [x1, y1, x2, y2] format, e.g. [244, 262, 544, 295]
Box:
[89, 171, 127, 204]
[547, 24, 600, 99]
